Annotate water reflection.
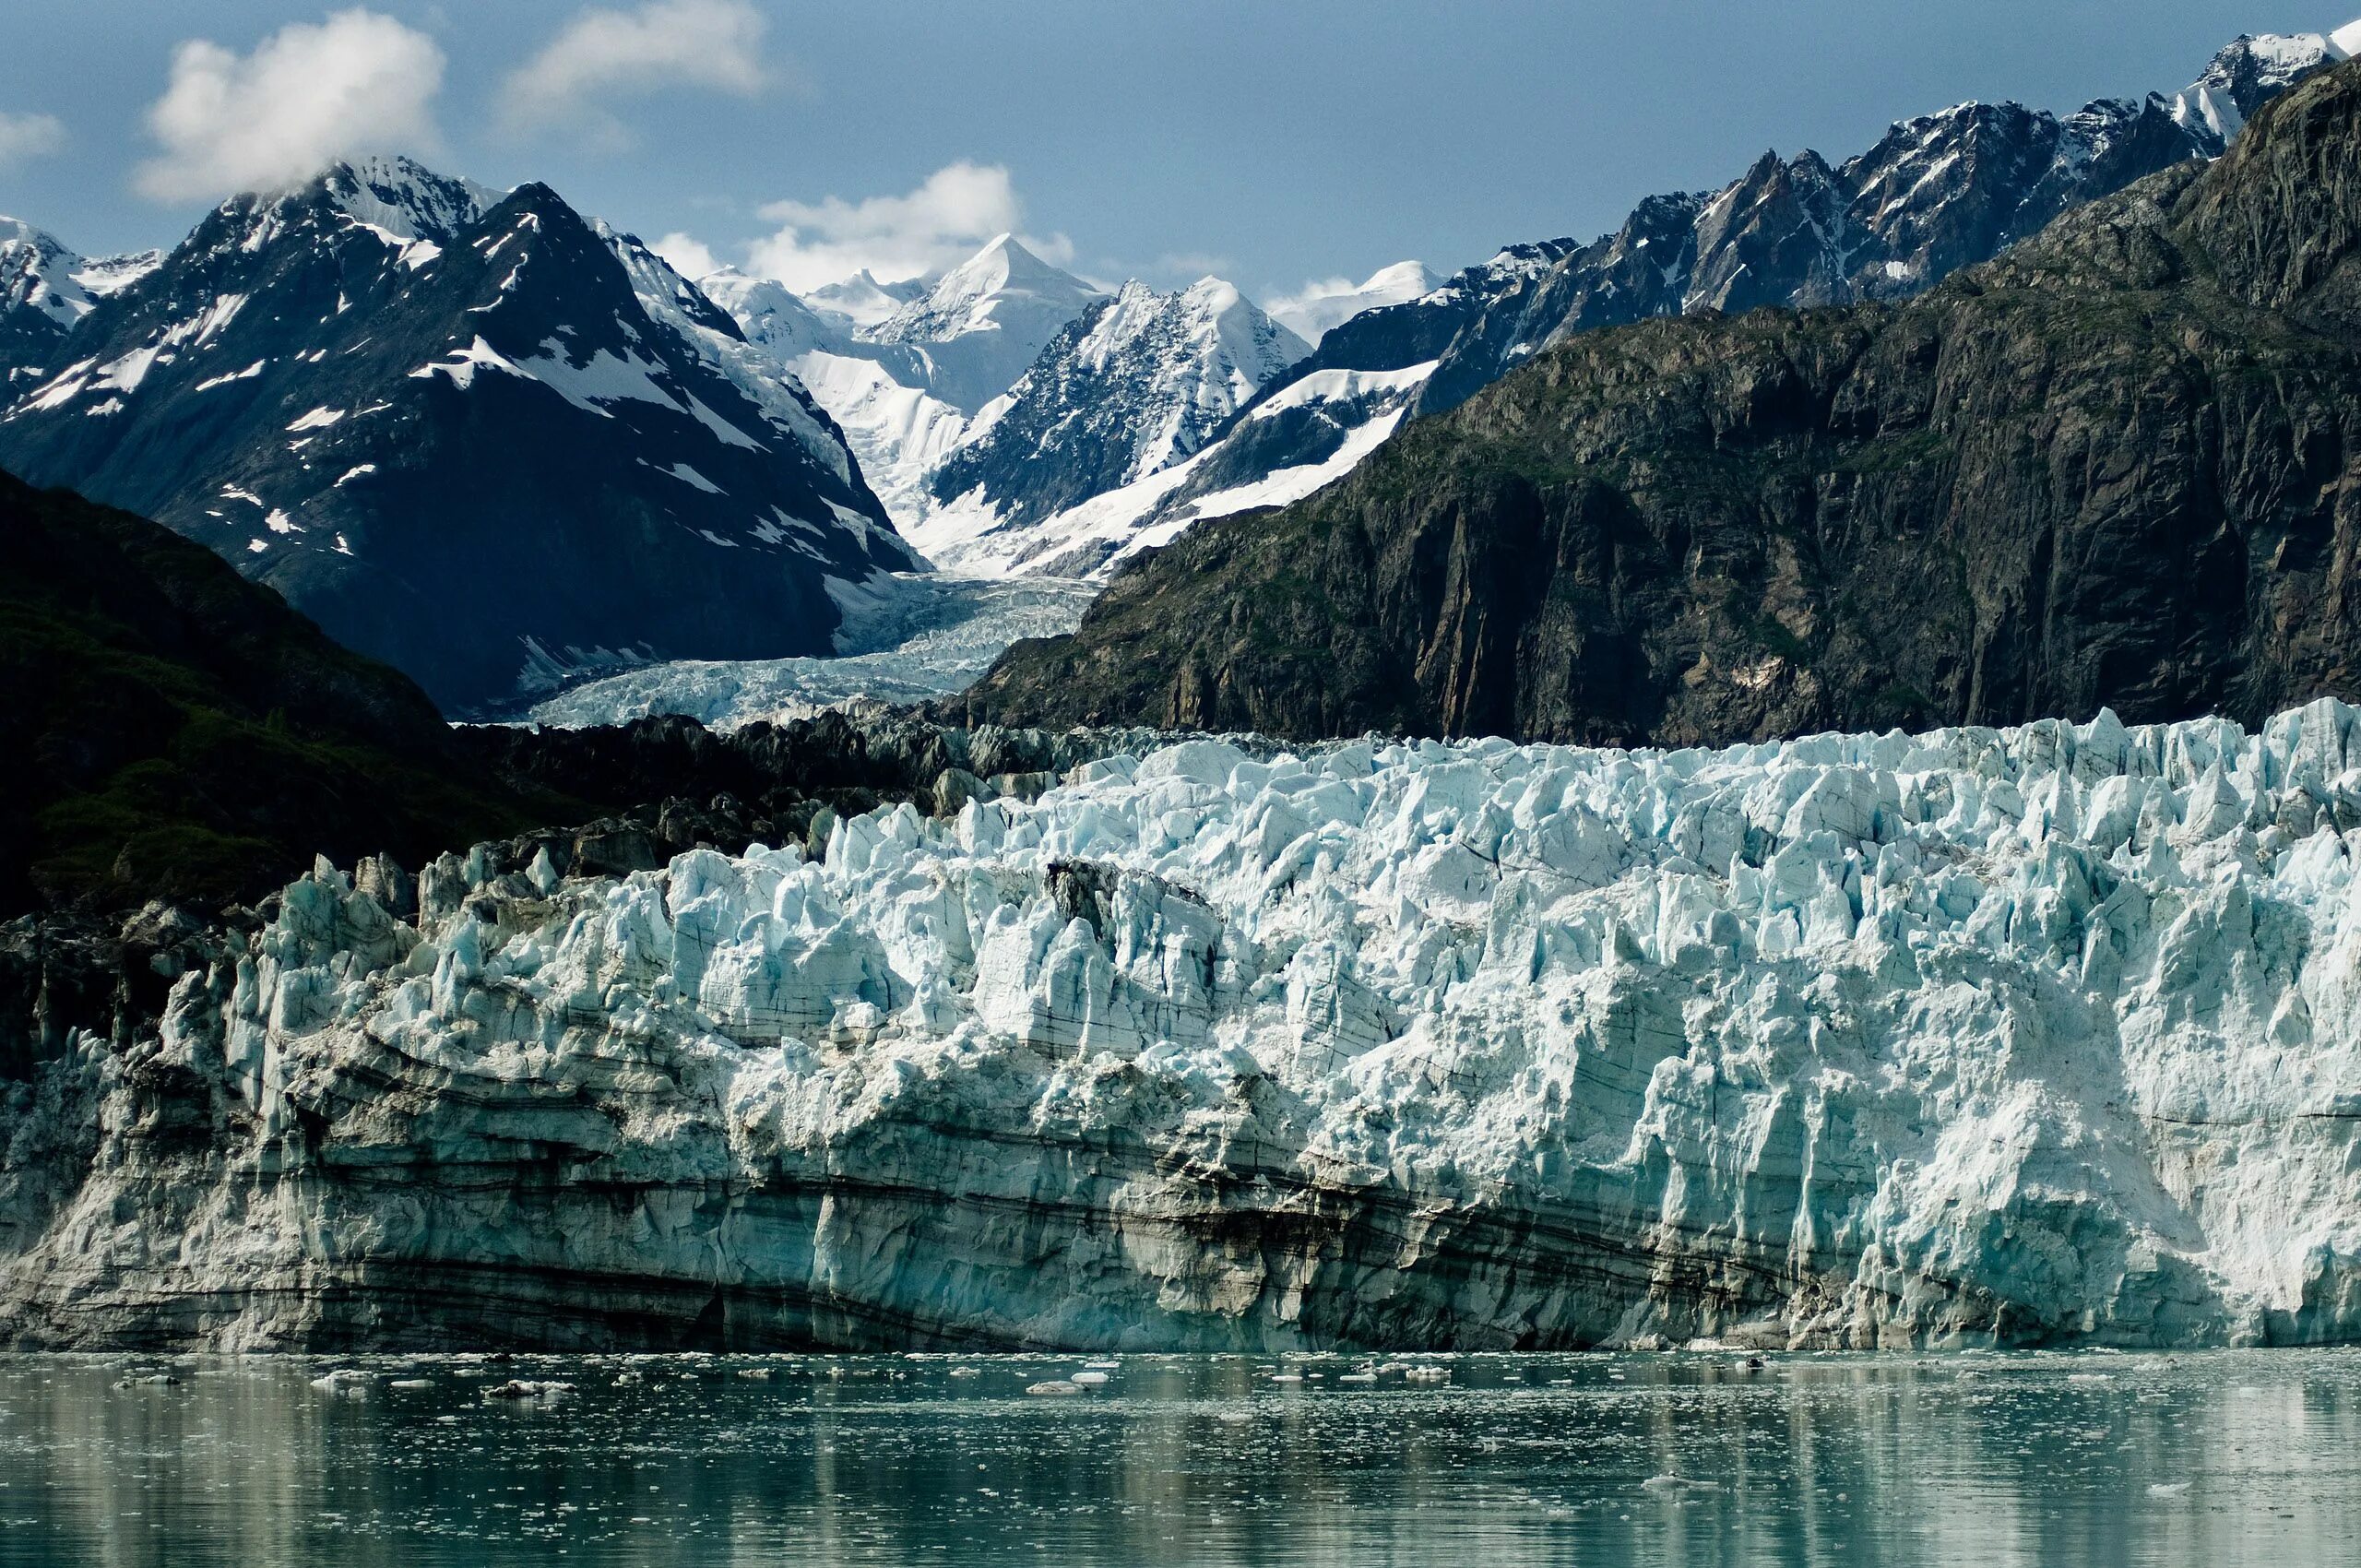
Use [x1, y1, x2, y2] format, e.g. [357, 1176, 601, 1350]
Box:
[0, 1351, 2355, 1566]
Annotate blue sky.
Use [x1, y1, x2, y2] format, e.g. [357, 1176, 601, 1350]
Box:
[0, 2, 2344, 303]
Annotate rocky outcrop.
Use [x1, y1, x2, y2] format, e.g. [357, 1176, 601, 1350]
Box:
[8, 704, 2361, 1350]
[959, 59, 2361, 748]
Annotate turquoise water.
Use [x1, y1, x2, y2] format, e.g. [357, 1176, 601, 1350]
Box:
[2, 1349, 2356, 1566]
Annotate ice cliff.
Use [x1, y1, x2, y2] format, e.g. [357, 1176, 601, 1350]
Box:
[9, 701, 2361, 1350]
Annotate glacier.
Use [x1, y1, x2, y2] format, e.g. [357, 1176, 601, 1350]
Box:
[9, 700, 2361, 1350]
[522, 571, 1097, 729]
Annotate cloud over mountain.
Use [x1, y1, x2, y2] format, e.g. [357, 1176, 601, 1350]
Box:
[135, 9, 445, 202]
[502, 0, 767, 140]
[738, 160, 1074, 293]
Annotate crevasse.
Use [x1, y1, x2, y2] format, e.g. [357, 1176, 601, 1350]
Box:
[8, 700, 2361, 1349]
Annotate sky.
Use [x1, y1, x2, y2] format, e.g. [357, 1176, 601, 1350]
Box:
[0, 1, 2349, 307]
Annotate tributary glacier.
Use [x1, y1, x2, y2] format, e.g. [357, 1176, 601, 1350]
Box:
[9, 702, 2361, 1350]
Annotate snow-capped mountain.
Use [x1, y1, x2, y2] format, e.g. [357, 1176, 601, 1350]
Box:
[696, 267, 972, 526]
[2172, 25, 2357, 149]
[921, 23, 2352, 586]
[912, 277, 1308, 573]
[671, 234, 1108, 535]
[0, 155, 919, 713]
[804, 267, 927, 328]
[856, 233, 1105, 414]
[1267, 260, 1440, 346]
[1418, 31, 2349, 415]
[0, 218, 160, 391]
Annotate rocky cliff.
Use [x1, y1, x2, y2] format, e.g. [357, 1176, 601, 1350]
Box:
[8, 703, 2361, 1349]
[960, 59, 2361, 747]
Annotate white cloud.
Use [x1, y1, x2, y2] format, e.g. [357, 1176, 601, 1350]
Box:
[0, 112, 66, 171]
[1150, 251, 1235, 282]
[1265, 261, 1440, 343]
[504, 0, 766, 139]
[744, 161, 1073, 293]
[136, 10, 445, 203]
[651, 231, 722, 279]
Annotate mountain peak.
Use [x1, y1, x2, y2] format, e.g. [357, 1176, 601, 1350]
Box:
[320, 155, 503, 245]
[2173, 28, 2351, 150]
[858, 233, 1105, 412]
[887, 233, 1099, 334]
[0, 216, 86, 331]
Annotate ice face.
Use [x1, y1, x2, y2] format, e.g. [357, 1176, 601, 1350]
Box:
[11, 700, 2361, 1350]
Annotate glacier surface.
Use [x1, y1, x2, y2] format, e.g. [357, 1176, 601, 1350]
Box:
[521, 571, 1097, 729]
[10, 701, 2361, 1350]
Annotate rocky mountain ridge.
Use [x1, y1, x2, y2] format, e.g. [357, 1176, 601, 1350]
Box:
[959, 54, 2361, 747]
[919, 26, 2359, 584]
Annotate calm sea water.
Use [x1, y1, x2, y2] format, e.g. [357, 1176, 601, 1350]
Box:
[1, 1349, 2355, 1566]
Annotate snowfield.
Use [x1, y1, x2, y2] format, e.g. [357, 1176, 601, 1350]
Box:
[11, 699, 2361, 1348]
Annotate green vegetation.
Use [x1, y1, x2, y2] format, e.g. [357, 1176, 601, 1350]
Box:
[0, 471, 565, 914]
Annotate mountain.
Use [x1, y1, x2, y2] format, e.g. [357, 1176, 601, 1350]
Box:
[0, 468, 548, 915]
[959, 55, 2361, 746]
[932, 27, 2350, 586]
[676, 234, 1107, 540]
[701, 267, 975, 527]
[913, 278, 1308, 574]
[1267, 260, 1442, 346]
[804, 267, 927, 327]
[1408, 58, 2298, 416]
[2171, 26, 2356, 148]
[0, 156, 920, 713]
[0, 219, 159, 394]
[855, 233, 1105, 414]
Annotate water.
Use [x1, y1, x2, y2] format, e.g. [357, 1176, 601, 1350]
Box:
[1, 1349, 2355, 1566]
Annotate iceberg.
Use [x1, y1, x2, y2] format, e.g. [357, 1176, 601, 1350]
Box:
[9, 700, 2361, 1349]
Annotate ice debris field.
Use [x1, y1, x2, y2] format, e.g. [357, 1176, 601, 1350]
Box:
[14, 700, 2361, 1349]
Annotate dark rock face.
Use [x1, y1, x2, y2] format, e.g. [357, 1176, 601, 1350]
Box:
[958, 61, 2361, 748]
[0, 160, 918, 714]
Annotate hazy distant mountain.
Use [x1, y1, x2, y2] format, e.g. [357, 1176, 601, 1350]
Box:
[1266, 261, 1441, 346]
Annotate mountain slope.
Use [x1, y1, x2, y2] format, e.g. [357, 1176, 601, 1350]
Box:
[958, 55, 2361, 746]
[856, 234, 1104, 414]
[949, 28, 2348, 584]
[0, 218, 159, 395]
[0, 469, 546, 914]
[0, 158, 919, 713]
[914, 278, 1307, 573]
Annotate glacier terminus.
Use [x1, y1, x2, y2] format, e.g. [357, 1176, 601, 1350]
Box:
[8, 701, 2361, 1351]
